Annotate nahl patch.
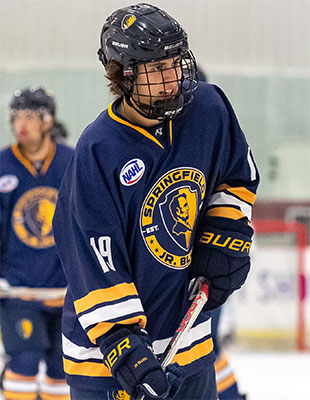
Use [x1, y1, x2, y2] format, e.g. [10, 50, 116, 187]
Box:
[120, 159, 145, 186]
[0, 174, 19, 193]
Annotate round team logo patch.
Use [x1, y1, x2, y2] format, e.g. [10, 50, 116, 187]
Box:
[0, 174, 19, 193]
[120, 159, 145, 186]
[140, 167, 206, 269]
[12, 187, 58, 248]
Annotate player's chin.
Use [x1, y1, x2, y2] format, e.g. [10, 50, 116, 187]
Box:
[156, 93, 177, 101]
[153, 96, 177, 106]
[17, 136, 28, 144]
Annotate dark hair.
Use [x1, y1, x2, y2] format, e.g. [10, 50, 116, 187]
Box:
[104, 61, 127, 97]
[50, 120, 68, 143]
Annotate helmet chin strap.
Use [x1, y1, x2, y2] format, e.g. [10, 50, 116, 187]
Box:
[125, 92, 184, 121]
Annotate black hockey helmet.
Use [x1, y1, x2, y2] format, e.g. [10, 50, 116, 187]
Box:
[98, 3, 198, 120]
[9, 87, 56, 120]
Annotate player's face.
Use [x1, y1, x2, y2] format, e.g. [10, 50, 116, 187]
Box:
[11, 109, 49, 150]
[133, 56, 182, 106]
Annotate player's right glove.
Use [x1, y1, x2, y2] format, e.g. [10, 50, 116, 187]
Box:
[100, 325, 184, 399]
[190, 216, 253, 310]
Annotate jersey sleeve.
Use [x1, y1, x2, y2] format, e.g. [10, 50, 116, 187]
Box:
[206, 85, 260, 225]
[53, 142, 146, 345]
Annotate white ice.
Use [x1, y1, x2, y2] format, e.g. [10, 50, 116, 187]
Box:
[229, 350, 310, 400]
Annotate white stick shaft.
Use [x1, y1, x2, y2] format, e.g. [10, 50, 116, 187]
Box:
[161, 281, 209, 369]
[0, 286, 67, 301]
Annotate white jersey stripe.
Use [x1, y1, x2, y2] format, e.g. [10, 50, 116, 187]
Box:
[78, 298, 144, 330]
[208, 192, 252, 220]
[40, 382, 70, 395]
[152, 319, 212, 355]
[62, 334, 102, 360]
[3, 379, 38, 392]
[247, 147, 257, 181]
[216, 364, 234, 381]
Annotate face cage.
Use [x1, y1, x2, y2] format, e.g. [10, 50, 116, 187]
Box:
[125, 51, 198, 120]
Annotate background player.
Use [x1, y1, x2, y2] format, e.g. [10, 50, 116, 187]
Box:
[53, 3, 259, 399]
[0, 87, 73, 400]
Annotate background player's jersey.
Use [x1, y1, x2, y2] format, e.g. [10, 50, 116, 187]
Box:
[0, 142, 73, 288]
[53, 83, 259, 390]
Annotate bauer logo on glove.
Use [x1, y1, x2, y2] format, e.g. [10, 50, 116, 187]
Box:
[200, 230, 251, 254]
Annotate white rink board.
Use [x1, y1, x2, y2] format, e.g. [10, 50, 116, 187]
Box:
[230, 245, 310, 332]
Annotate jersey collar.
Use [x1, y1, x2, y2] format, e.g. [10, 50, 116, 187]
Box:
[108, 100, 173, 150]
[11, 142, 56, 176]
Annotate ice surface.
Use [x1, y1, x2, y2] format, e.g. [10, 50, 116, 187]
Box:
[229, 350, 310, 400]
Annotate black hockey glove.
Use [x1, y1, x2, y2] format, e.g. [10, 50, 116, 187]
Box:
[100, 325, 184, 399]
[190, 216, 253, 311]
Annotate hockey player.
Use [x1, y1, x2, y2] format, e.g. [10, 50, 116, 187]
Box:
[53, 3, 259, 399]
[0, 87, 73, 400]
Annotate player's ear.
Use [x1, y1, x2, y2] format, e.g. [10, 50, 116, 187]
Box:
[42, 114, 54, 132]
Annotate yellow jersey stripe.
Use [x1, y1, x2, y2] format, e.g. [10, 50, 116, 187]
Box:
[4, 370, 36, 381]
[172, 338, 213, 366]
[87, 315, 147, 343]
[217, 372, 236, 393]
[214, 355, 229, 372]
[63, 358, 112, 377]
[216, 184, 256, 205]
[40, 394, 70, 400]
[169, 119, 172, 145]
[74, 282, 138, 314]
[41, 142, 56, 175]
[207, 207, 245, 220]
[3, 392, 37, 400]
[108, 103, 164, 150]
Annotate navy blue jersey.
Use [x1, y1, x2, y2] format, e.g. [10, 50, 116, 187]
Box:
[53, 83, 259, 390]
[0, 142, 73, 288]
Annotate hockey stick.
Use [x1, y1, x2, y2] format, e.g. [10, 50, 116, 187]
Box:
[0, 280, 67, 301]
[136, 279, 209, 400]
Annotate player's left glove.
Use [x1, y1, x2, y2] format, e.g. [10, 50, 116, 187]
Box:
[190, 216, 253, 310]
[100, 324, 184, 399]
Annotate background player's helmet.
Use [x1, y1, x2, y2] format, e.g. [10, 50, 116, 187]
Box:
[9, 87, 56, 122]
[98, 3, 198, 120]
